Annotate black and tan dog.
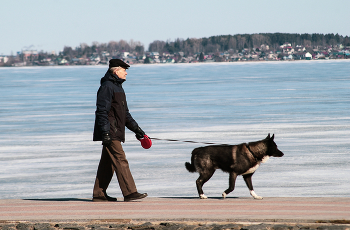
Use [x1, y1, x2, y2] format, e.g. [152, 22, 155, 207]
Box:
[185, 134, 284, 199]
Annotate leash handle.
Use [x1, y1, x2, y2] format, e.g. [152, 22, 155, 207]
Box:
[149, 137, 228, 145]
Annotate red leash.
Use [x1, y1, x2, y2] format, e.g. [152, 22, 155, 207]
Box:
[149, 137, 228, 145]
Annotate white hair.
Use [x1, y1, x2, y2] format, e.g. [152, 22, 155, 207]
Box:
[110, 67, 123, 74]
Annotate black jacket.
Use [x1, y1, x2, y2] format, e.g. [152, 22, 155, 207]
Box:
[93, 70, 139, 142]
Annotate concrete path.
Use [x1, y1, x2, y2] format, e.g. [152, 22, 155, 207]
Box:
[0, 197, 349, 223]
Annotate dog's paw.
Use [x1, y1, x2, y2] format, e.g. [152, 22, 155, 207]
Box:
[222, 192, 227, 199]
[250, 190, 263, 200]
[199, 194, 208, 199]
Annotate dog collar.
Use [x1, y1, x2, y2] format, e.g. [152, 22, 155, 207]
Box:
[245, 144, 260, 162]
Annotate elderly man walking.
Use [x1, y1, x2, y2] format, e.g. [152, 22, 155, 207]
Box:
[92, 59, 148, 202]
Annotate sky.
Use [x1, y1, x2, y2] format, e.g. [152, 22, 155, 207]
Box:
[1, 0, 350, 55]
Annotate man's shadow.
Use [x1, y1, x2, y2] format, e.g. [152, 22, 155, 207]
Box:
[24, 198, 92, 202]
[23, 197, 240, 202]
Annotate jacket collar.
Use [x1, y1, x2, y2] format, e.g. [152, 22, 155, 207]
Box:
[101, 70, 125, 85]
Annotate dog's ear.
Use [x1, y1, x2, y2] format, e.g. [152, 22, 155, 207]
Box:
[266, 133, 271, 139]
[271, 134, 275, 140]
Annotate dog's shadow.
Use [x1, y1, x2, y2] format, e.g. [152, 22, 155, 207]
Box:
[160, 197, 240, 200]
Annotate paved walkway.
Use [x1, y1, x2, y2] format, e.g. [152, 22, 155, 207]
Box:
[0, 197, 349, 223]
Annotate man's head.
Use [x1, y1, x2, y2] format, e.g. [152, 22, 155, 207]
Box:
[109, 59, 130, 69]
[109, 59, 129, 80]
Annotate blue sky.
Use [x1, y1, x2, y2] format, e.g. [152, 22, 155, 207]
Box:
[1, 0, 349, 55]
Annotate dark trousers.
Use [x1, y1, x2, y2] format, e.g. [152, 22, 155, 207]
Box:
[93, 140, 137, 197]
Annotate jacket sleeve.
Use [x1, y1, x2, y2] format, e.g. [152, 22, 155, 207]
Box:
[124, 101, 139, 132]
[95, 84, 113, 134]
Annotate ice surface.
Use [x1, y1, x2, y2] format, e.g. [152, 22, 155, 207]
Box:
[0, 60, 349, 199]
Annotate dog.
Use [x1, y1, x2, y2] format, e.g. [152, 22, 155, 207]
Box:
[185, 134, 284, 199]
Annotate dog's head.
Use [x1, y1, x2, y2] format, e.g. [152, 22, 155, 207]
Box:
[265, 133, 284, 157]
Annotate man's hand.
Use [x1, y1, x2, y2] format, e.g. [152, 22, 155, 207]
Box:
[135, 127, 146, 140]
[102, 133, 112, 146]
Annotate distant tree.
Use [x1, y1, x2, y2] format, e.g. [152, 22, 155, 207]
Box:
[303, 40, 312, 47]
[183, 38, 202, 55]
[173, 38, 181, 52]
[148, 40, 166, 52]
[62, 46, 74, 59]
[91, 41, 99, 53]
[119, 40, 130, 51]
[164, 42, 174, 54]
[199, 52, 204, 62]
[328, 39, 337, 47]
[228, 37, 237, 50]
[79, 43, 91, 56]
[144, 57, 151, 64]
[236, 35, 247, 50]
[343, 36, 350, 46]
[135, 45, 144, 55]
[335, 33, 341, 43]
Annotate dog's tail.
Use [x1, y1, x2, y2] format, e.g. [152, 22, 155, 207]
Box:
[185, 149, 198, 173]
[185, 162, 196, 172]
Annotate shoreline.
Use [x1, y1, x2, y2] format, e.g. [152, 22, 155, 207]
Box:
[1, 58, 350, 69]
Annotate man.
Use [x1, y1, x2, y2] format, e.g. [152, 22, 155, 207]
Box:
[92, 59, 148, 202]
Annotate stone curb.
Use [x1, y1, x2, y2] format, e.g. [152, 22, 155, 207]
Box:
[1, 220, 350, 230]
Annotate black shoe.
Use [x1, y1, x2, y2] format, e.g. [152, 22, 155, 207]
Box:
[124, 192, 148, 202]
[92, 194, 117, 202]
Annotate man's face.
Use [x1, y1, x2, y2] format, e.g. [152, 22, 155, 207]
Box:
[117, 68, 127, 79]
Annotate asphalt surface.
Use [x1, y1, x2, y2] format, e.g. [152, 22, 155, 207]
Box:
[0, 197, 349, 223]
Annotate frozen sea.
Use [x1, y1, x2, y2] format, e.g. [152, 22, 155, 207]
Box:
[0, 60, 349, 199]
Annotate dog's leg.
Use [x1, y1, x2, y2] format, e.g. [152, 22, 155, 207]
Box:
[222, 172, 238, 199]
[243, 173, 263, 200]
[250, 190, 263, 200]
[196, 170, 215, 199]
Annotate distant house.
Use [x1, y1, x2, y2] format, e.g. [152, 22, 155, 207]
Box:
[293, 53, 302, 60]
[282, 46, 294, 54]
[305, 52, 312, 60]
[0, 55, 8, 63]
[22, 50, 39, 61]
[251, 54, 258, 59]
[267, 53, 277, 60]
[260, 44, 269, 51]
[282, 54, 293, 60]
[13, 61, 27, 67]
[122, 52, 129, 58]
[166, 58, 175, 63]
[101, 51, 110, 57]
[58, 58, 68, 65]
[280, 43, 292, 49]
[71, 58, 81, 64]
[296, 45, 306, 52]
[315, 53, 326, 59]
[150, 52, 159, 59]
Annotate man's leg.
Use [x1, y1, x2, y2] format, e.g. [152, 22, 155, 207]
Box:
[93, 146, 115, 199]
[107, 140, 137, 197]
